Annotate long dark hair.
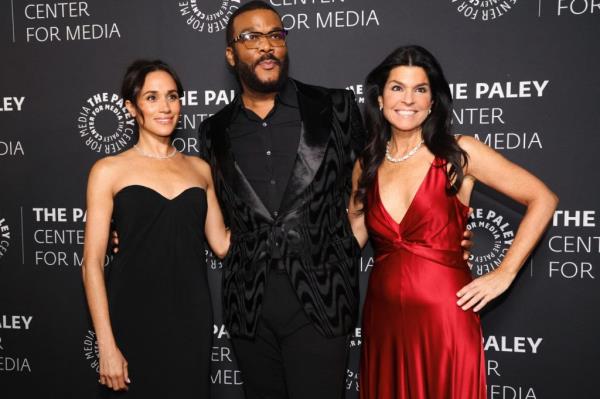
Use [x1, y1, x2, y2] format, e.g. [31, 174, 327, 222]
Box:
[355, 45, 467, 209]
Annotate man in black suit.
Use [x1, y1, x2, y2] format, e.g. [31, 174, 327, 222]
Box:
[199, 3, 362, 398]
[199, 2, 468, 398]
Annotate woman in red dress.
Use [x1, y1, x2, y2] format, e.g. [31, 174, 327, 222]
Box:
[348, 46, 558, 399]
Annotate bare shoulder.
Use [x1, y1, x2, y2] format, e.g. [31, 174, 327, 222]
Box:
[183, 154, 212, 177]
[455, 134, 481, 152]
[89, 155, 119, 178]
[184, 154, 210, 170]
[88, 152, 132, 187]
[455, 134, 495, 158]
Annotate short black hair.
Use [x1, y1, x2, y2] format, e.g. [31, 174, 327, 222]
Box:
[121, 59, 183, 106]
[226, 1, 281, 45]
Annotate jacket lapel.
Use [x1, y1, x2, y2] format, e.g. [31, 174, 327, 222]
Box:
[279, 80, 332, 214]
[210, 104, 273, 221]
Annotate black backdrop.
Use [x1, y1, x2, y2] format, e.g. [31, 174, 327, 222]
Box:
[1, 1, 599, 398]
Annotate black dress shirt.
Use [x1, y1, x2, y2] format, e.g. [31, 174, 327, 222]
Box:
[228, 80, 301, 217]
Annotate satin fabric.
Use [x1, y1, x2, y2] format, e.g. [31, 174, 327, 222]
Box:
[360, 158, 486, 399]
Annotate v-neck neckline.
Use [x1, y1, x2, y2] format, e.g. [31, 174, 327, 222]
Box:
[376, 160, 435, 227]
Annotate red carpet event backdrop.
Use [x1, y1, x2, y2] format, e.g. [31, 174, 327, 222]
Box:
[1, 1, 598, 398]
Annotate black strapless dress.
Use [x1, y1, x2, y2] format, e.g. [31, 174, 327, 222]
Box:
[100, 185, 212, 398]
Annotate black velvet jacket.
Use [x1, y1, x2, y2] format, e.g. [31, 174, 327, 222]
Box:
[199, 79, 365, 338]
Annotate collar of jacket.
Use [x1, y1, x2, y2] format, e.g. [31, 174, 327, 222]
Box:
[208, 79, 333, 222]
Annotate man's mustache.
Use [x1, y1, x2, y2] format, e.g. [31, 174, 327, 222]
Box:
[253, 54, 282, 68]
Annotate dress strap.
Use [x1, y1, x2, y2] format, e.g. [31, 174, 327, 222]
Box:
[431, 156, 447, 168]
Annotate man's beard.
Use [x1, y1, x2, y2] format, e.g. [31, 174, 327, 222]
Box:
[233, 51, 289, 93]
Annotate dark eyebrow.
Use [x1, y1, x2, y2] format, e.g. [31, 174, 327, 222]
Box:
[140, 89, 178, 96]
[388, 80, 430, 87]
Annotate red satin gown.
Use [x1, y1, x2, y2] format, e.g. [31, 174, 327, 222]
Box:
[360, 158, 486, 399]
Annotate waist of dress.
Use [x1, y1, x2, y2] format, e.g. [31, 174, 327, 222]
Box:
[373, 238, 467, 270]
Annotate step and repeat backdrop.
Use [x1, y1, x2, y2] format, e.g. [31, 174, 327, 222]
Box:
[1, 1, 599, 398]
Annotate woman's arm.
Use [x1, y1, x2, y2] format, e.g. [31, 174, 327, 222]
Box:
[348, 160, 369, 248]
[456, 136, 559, 312]
[198, 160, 231, 259]
[81, 159, 130, 391]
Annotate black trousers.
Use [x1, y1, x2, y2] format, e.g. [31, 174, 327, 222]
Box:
[231, 270, 349, 399]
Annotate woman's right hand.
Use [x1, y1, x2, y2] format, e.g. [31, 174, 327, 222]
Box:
[99, 344, 130, 391]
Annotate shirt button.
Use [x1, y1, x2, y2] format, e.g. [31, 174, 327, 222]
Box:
[266, 150, 272, 156]
[273, 211, 279, 217]
[270, 179, 276, 185]
[262, 122, 268, 127]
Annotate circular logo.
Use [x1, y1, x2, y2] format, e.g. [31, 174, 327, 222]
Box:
[467, 208, 515, 276]
[349, 327, 362, 348]
[345, 327, 361, 390]
[450, 0, 519, 22]
[345, 368, 359, 391]
[0, 217, 11, 261]
[206, 249, 224, 270]
[83, 330, 100, 372]
[77, 92, 135, 155]
[178, 0, 243, 34]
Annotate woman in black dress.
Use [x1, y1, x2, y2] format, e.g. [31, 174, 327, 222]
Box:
[82, 60, 230, 398]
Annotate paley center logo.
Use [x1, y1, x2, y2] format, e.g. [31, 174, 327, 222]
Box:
[77, 92, 135, 155]
[83, 330, 100, 372]
[450, 0, 520, 21]
[0, 315, 34, 373]
[345, 328, 361, 391]
[178, 0, 243, 34]
[0, 217, 11, 261]
[467, 208, 515, 276]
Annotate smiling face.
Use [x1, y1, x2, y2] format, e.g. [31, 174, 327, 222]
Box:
[225, 9, 288, 93]
[125, 70, 181, 138]
[379, 66, 433, 136]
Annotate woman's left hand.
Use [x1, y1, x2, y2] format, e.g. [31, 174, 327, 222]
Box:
[456, 268, 516, 312]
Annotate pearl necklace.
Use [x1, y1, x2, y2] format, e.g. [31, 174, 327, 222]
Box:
[133, 144, 178, 159]
[385, 139, 424, 163]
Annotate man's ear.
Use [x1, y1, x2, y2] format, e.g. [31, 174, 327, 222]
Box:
[225, 47, 235, 68]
